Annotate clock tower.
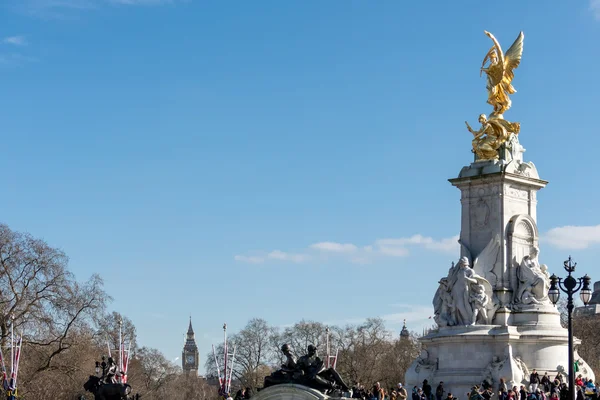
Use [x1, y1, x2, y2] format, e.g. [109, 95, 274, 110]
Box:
[182, 318, 199, 376]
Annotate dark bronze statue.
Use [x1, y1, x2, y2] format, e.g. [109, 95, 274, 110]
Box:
[82, 357, 138, 400]
[263, 344, 297, 387]
[83, 375, 132, 400]
[263, 344, 349, 395]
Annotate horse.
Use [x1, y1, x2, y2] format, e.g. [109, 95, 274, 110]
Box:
[83, 375, 132, 400]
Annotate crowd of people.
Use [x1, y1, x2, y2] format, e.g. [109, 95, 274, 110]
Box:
[347, 372, 599, 400]
[476, 370, 599, 400]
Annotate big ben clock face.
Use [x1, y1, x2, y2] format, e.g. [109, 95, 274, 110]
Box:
[186, 355, 195, 364]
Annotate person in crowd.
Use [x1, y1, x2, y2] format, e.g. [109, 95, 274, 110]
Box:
[373, 382, 385, 400]
[413, 387, 420, 400]
[397, 383, 407, 400]
[559, 384, 568, 400]
[540, 389, 547, 400]
[498, 379, 508, 395]
[530, 369, 540, 393]
[575, 375, 583, 387]
[554, 373, 563, 385]
[576, 386, 584, 400]
[549, 391, 559, 400]
[417, 387, 426, 400]
[512, 386, 520, 400]
[541, 373, 550, 393]
[551, 379, 560, 395]
[423, 380, 433, 400]
[507, 389, 515, 400]
[519, 385, 528, 400]
[437, 382, 445, 400]
[445, 393, 455, 400]
[469, 386, 483, 400]
[535, 388, 545, 400]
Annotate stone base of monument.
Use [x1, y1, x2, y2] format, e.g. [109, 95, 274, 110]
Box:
[253, 384, 350, 400]
[406, 309, 596, 399]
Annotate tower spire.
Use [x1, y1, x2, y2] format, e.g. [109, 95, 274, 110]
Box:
[182, 317, 199, 376]
[187, 316, 194, 337]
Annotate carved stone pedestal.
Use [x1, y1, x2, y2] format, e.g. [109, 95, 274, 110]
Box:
[406, 323, 594, 398]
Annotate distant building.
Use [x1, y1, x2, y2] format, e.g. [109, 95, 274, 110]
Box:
[182, 318, 200, 376]
[574, 281, 600, 317]
[400, 319, 410, 340]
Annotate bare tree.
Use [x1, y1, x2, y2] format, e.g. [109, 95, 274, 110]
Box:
[573, 313, 600, 378]
[96, 311, 138, 356]
[128, 347, 179, 399]
[0, 224, 109, 398]
[278, 320, 329, 357]
[205, 318, 279, 390]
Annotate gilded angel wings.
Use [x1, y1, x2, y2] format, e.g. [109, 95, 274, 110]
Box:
[480, 31, 524, 116]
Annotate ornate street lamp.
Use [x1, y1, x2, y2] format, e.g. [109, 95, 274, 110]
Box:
[548, 256, 592, 400]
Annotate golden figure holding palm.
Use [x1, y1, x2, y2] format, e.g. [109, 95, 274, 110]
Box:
[466, 31, 524, 161]
[480, 31, 524, 117]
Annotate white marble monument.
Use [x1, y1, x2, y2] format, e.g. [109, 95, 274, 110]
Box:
[406, 30, 595, 397]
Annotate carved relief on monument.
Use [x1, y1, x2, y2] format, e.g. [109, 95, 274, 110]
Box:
[433, 256, 498, 327]
[472, 198, 490, 229]
[506, 214, 551, 306]
[504, 185, 530, 201]
[482, 344, 532, 388]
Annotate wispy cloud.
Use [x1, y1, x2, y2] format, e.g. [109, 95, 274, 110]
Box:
[3, 36, 28, 46]
[310, 242, 357, 253]
[234, 233, 459, 265]
[266, 250, 309, 263]
[591, 0, 600, 20]
[233, 250, 309, 265]
[543, 224, 600, 250]
[324, 304, 434, 329]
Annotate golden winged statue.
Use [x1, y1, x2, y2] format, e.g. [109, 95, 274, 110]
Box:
[481, 30, 524, 117]
[465, 31, 524, 161]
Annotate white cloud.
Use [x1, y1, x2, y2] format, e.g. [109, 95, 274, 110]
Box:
[591, 0, 600, 20]
[236, 233, 459, 265]
[234, 250, 309, 264]
[310, 242, 357, 253]
[378, 245, 409, 257]
[3, 36, 27, 46]
[267, 250, 309, 263]
[543, 224, 600, 250]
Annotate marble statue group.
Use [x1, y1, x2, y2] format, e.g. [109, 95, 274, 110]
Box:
[433, 245, 551, 327]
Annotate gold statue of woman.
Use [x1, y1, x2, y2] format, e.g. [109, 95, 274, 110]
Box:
[465, 31, 524, 161]
[480, 31, 524, 117]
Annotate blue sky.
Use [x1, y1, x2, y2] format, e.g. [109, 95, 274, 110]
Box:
[2, 0, 600, 369]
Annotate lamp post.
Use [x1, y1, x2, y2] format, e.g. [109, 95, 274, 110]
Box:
[548, 256, 592, 400]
